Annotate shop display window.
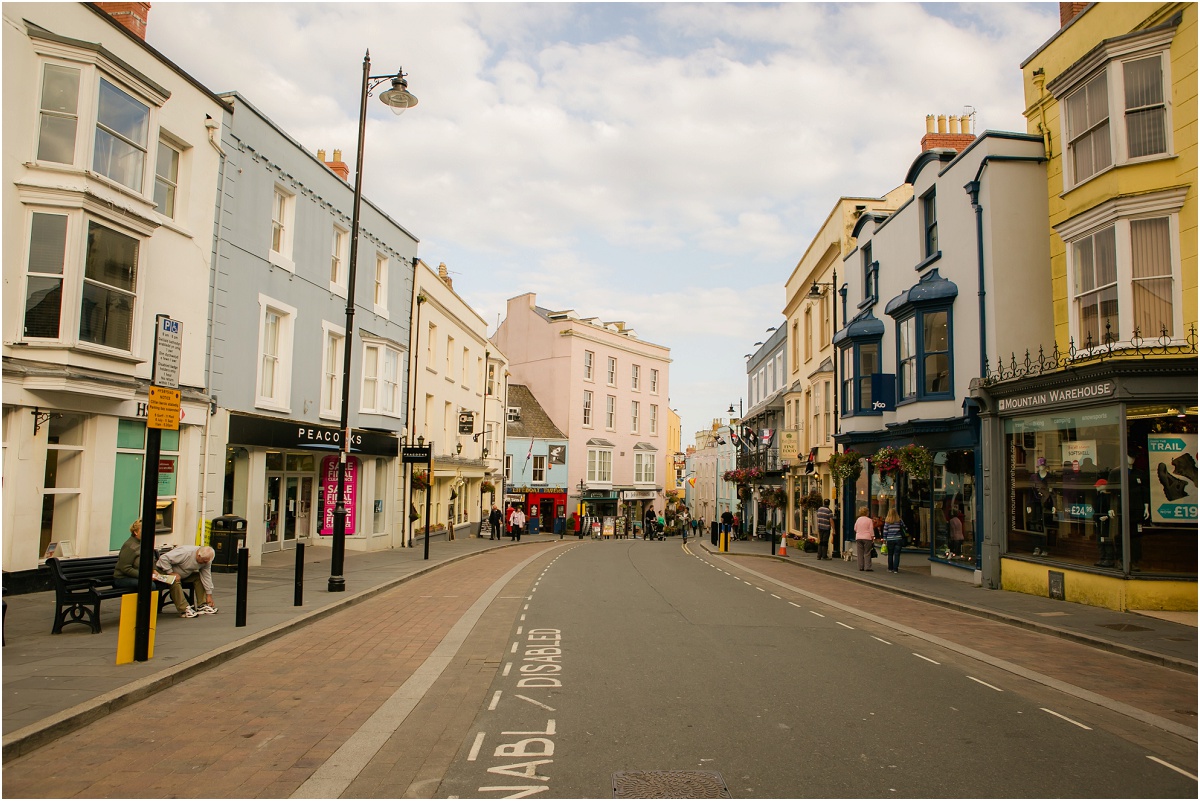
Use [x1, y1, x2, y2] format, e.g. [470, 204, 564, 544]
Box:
[1001, 403, 1197, 575]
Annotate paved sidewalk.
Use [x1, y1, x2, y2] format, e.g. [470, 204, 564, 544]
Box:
[2, 530, 566, 761]
[696, 535, 1197, 671]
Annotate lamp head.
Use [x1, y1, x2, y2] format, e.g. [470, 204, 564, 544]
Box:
[808, 282, 822, 298]
[378, 71, 417, 115]
[456, 442, 462, 455]
[417, 435, 425, 446]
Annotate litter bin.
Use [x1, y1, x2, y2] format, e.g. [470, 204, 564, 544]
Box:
[209, 515, 247, 573]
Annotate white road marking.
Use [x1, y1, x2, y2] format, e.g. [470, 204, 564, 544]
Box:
[756, 587, 765, 592]
[520, 614, 526, 621]
[789, 602, 801, 608]
[510, 642, 518, 654]
[912, 653, 941, 665]
[503, 662, 512, 677]
[1146, 755, 1197, 781]
[770, 594, 781, 599]
[489, 691, 502, 711]
[516, 627, 523, 635]
[743, 581, 753, 586]
[468, 732, 486, 761]
[514, 695, 556, 712]
[967, 676, 1003, 692]
[810, 611, 824, 617]
[871, 636, 892, 645]
[1040, 707, 1091, 730]
[836, 622, 854, 630]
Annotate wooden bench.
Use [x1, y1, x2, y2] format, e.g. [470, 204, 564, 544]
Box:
[46, 555, 194, 634]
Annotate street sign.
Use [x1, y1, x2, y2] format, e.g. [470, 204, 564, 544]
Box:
[402, 445, 432, 464]
[457, 411, 475, 434]
[153, 316, 182, 389]
[147, 386, 181, 430]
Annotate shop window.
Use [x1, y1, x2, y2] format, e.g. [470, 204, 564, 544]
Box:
[374, 457, 388, 534]
[110, 419, 179, 549]
[839, 340, 881, 416]
[895, 308, 952, 401]
[42, 414, 86, 558]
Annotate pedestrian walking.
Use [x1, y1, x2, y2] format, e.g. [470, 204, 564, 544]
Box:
[882, 506, 904, 573]
[510, 506, 526, 541]
[815, 500, 833, 559]
[854, 506, 876, 571]
[488, 505, 502, 541]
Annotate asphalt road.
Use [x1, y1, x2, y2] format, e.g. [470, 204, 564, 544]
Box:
[435, 539, 1196, 799]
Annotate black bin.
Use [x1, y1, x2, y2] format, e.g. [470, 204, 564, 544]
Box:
[209, 515, 247, 573]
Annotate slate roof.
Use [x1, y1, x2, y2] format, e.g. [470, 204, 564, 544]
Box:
[506, 384, 566, 440]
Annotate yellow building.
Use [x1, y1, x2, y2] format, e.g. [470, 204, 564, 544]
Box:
[979, 2, 1197, 610]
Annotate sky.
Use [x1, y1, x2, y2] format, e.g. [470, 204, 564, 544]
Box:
[146, 1, 1060, 444]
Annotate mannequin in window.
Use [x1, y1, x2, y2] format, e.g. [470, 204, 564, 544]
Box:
[1093, 477, 1116, 567]
[1027, 457, 1051, 552]
[1125, 449, 1151, 571]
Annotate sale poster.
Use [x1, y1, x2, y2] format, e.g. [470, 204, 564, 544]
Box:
[320, 455, 360, 535]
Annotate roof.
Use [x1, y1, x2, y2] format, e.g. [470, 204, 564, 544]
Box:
[506, 385, 566, 440]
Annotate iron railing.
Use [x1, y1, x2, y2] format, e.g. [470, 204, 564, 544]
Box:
[978, 323, 1197, 386]
[736, 447, 783, 473]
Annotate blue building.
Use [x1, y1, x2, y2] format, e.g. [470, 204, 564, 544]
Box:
[503, 384, 568, 534]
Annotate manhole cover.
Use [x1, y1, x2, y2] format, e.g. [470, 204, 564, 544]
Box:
[613, 771, 731, 799]
[1098, 623, 1153, 632]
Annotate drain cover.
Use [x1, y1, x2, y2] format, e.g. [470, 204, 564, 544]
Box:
[612, 771, 731, 799]
[1098, 623, 1153, 632]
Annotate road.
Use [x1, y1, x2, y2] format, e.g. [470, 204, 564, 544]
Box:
[4, 539, 1195, 798]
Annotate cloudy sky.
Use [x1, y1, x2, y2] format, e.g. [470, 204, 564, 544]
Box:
[147, 1, 1059, 443]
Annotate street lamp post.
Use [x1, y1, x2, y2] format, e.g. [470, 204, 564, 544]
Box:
[807, 268, 840, 557]
[329, 51, 417, 593]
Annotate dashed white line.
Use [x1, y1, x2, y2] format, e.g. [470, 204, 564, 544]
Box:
[912, 653, 941, 665]
[756, 587, 765, 592]
[871, 636, 892, 645]
[510, 642, 518, 654]
[1147, 756, 1197, 781]
[467, 732, 486, 761]
[836, 621, 855, 630]
[1040, 707, 1091, 730]
[789, 602, 801, 608]
[967, 676, 1003, 692]
[770, 594, 781, 599]
[502, 662, 512, 677]
[516, 626, 523, 635]
[810, 611, 825, 618]
[488, 691, 502, 711]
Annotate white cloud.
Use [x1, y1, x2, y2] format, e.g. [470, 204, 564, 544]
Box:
[146, 1, 1059, 438]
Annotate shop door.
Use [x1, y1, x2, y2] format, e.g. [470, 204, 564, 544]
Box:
[265, 473, 283, 552]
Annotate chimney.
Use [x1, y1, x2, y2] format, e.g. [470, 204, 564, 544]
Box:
[321, 148, 350, 181]
[96, 2, 151, 40]
[437, 262, 453, 291]
[1059, 2, 1089, 27]
[920, 113, 976, 154]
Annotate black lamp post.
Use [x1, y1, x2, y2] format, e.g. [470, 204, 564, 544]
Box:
[807, 268, 840, 557]
[329, 52, 417, 593]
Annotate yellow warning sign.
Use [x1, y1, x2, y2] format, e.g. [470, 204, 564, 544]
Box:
[148, 386, 181, 430]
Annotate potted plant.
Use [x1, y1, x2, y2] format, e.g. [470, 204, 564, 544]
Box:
[898, 444, 934, 478]
[872, 446, 902, 476]
[827, 450, 863, 485]
[803, 536, 818, 553]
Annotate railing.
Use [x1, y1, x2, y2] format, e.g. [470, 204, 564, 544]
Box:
[978, 323, 1197, 386]
[736, 447, 783, 473]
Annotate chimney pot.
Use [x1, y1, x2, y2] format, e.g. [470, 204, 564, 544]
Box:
[949, 116, 960, 135]
[926, 114, 935, 134]
[937, 114, 947, 134]
[317, 149, 326, 162]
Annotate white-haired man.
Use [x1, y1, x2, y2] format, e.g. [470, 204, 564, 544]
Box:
[156, 544, 218, 618]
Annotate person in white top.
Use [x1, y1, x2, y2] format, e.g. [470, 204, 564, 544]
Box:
[509, 507, 527, 541]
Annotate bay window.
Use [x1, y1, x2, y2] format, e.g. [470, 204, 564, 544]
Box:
[588, 447, 613, 483]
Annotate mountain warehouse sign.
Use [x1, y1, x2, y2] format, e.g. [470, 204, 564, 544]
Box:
[997, 381, 1115, 413]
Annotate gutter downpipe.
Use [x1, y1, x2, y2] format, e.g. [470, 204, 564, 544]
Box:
[964, 153, 1046, 589]
[199, 115, 228, 542]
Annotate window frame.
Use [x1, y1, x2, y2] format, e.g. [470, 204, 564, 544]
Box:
[839, 339, 882, 417]
[631, 364, 641, 391]
[361, 340, 402, 417]
[330, 224, 349, 294]
[631, 400, 640, 434]
[373, 253, 389, 315]
[583, 350, 594, 381]
[319, 321, 345, 419]
[153, 137, 181, 219]
[269, 185, 296, 271]
[1056, 189, 1186, 348]
[650, 368, 659, 394]
[255, 294, 296, 412]
[920, 189, 938, 260]
[606, 395, 615, 430]
[587, 447, 613, 484]
[649, 404, 658, 436]
[607, 357, 617, 387]
[532, 455, 547, 485]
[582, 389, 593, 427]
[893, 307, 954, 404]
[634, 452, 656, 485]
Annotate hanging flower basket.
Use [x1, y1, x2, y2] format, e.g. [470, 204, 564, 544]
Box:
[799, 490, 824, 511]
[872, 446, 902, 475]
[760, 488, 787, 508]
[722, 467, 765, 484]
[898, 444, 934, 478]
[480, 480, 495, 494]
[827, 450, 862, 485]
[411, 471, 430, 491]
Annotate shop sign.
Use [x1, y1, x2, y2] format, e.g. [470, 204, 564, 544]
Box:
[229, 413, 398, 456]
[622, 490, 656, 500]
[548, 444, 566, 465]
[870, 374, 896, 412]
[1060, 440, 1096, 469]
[507, 485, 566, 494]
[997, 380, 1115, 413]
[1148, 434, 1197, 522]
[319, 455, 359, 535]
[779, 429, 800, 460]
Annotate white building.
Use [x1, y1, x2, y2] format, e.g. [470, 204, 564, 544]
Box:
[2, 3, 226, 577]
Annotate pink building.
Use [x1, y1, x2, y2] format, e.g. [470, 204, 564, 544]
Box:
[492, 294, 671, 527]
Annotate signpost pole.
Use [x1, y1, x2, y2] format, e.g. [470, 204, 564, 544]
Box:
[424, 443, 433, 560]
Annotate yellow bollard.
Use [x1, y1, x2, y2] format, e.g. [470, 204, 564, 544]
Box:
[116, 593, 157, 664]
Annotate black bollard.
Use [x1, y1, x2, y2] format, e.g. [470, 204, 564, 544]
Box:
[294, 542, 305, 607]
[235, 547, 248, 627]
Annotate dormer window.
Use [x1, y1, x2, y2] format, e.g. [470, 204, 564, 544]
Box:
[507, 406, 521, 422]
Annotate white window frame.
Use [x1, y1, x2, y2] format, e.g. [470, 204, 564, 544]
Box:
[361, 340, 402, 417]
[587, 448, 613, 484]
[584, 350, 594, 381]
[607, 357, 617, 386]
[1055, 188, 1186, 349]
[373, 253, 389, 315]
[606, 395, 615, 430]
[330, 224, 349, 295]
[631, 400, 640, 434]
[255, 294, 295, 411]
[634, 452, 656, 485]
[505, 454, 512, 484]
[582, 390, 593, 427]
[650, 368, 659, 394]
[319, 321, 345, 419]
[532, 455, 547, 485]
[1051, 25, 1176, 191]
[427, 322, 437, 369]
[446, 335, 455, 376]
[269, 185, 296, 271]
[153, 137, 181, 219]
[649, 404, 658, 436]
[631, 364, 641, 391]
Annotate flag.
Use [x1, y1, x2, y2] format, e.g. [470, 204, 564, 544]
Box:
[688, 477, 696, 488]
[524, 439, 534, 468]
[761, 429, 775, 446]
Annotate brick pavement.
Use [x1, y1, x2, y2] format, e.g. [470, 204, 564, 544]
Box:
[1, 543, 558, 799]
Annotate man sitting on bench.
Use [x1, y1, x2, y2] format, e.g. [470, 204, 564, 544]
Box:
[156, 545, 218, 618]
